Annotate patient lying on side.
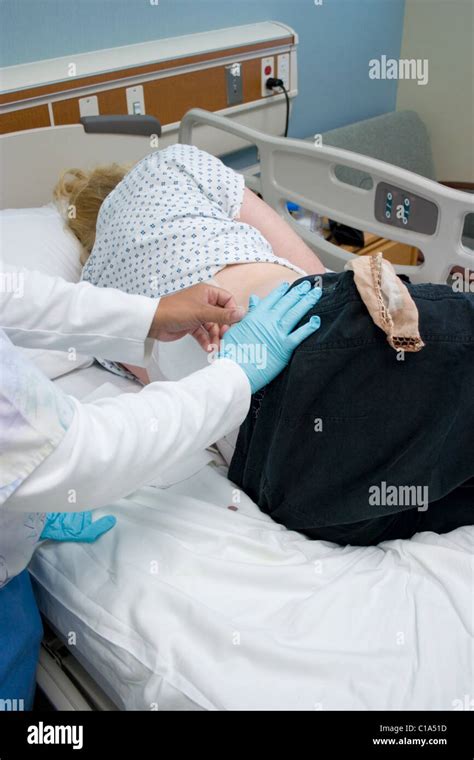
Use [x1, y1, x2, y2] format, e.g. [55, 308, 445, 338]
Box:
[55, 144, 324, 383]
[55, 145, 474, 547]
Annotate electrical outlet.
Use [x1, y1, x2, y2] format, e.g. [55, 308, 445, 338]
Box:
[261, 56, 275, 97]
[277, 53, 290, 91]
[126, 85, 145, 115]
[79, 96, 99, 117]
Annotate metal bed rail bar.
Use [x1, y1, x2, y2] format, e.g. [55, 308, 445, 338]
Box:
[179, 108, 474, 283]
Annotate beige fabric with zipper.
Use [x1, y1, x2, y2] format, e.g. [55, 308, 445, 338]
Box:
[345, 253, 425, 352]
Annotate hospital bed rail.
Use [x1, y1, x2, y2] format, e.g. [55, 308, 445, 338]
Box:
[179, 108, 474, 284]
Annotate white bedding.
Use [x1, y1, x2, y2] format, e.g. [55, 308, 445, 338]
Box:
[30, 365, 474, 711]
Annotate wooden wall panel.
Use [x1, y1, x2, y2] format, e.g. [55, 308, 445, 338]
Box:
[144, 67, 227, 125]
[52, 98, 80, 125]
[242, 58, 263, 103]
[53, 85, 129, 125]
[0, 104, 50, 134]
[98, 87, 128, 115]
[52, 57, 263, 129]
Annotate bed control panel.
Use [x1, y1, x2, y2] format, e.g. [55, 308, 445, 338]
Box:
[374, 182, 438, 235]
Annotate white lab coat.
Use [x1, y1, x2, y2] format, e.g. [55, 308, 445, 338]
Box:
[1, 270, 250, 519]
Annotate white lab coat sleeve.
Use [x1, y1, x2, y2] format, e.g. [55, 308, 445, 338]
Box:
[7, 358, 251, 513]
[0, 267, 157, 366]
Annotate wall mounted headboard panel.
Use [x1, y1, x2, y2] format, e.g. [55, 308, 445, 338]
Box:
[0, 22, 298, 143]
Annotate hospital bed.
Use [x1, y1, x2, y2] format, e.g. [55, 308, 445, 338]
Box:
[179, 109, 474, 283]
[1, 110, 473, 711]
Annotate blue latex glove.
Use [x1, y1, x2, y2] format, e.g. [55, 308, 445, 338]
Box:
[219, 280, 322, 393]
[40, 511, 116, 543]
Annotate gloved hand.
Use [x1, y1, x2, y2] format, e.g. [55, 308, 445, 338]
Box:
[219, 280, 322, 393]
[40, 511, 116, 543]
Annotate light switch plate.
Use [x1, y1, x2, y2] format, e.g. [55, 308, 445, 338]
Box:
[126, 85, 145, 115]
[79, 95, 99, 117]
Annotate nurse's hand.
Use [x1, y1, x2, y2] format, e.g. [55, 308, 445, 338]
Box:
[218, 280, 322, 394]
[148, 283, 244, 350]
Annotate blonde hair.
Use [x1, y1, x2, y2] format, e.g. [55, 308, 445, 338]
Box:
[54, 164, 128, 265]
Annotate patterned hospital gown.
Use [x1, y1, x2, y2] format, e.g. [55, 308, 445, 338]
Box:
[81, 143, 301, 377]
[82, 143, 299, 297]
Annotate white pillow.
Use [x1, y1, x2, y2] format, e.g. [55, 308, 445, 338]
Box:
[1, 203, 92, 378]
[0, 202, 83, 282]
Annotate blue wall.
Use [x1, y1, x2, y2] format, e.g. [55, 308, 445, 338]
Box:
[0, 0, 406, 137]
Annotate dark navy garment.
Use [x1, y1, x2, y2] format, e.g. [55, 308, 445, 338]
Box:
[228, 271, 474, 546]
[0, 570, 42, 710]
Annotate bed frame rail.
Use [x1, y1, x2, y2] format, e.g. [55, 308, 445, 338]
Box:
[179, 108, 474, 283]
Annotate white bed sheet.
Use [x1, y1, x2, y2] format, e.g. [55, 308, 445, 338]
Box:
[53, 361, 143, 399]
[30, 364, 474, 711]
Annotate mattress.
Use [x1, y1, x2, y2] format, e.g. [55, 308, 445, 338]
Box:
[30, 363, 474, 711]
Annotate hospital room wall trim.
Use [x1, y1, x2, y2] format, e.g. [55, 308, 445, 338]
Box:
[0, 51, 293, 136]
[0, 43, 294, 113]
[0, 23, 297, 136]
[0, 33, 294, 106]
